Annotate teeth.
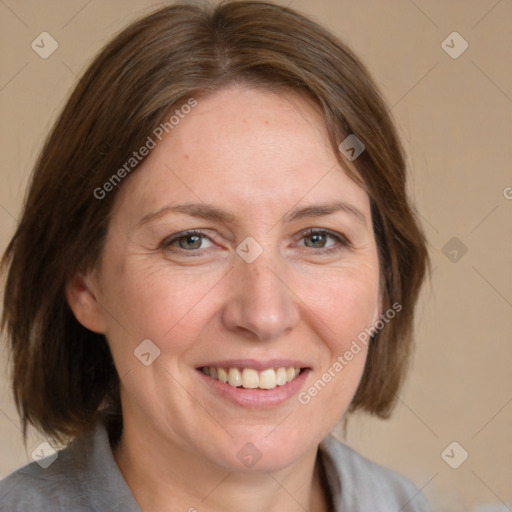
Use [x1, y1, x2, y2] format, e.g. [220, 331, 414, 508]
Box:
[259, 369, 277, 389]
[228, 367, 243, 387]
[202, 366, 302, 390]
[276, 367, 288, 386]
[217, 367, 228, 384]
[242, 368, 259, 389]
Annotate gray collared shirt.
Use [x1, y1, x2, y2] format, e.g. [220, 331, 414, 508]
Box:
[0, 420, 430, 511]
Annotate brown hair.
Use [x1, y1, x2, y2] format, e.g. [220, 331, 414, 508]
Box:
[1, 0, 430, 443]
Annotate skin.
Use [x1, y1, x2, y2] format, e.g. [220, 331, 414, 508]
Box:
[66, 85, 382, 512]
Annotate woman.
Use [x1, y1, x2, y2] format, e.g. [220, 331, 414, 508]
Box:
[0, 1, 431, 510]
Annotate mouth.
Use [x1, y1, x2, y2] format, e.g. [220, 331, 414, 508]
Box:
[196, 360, 311, 407]
[199, 365, 304, 390]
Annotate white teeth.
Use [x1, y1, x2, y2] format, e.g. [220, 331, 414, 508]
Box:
[242, 368, 259, 389]
[259, 369, 277, 389]
[217, 367, 228, 383]
[228, 367, 243, 387]
[276, 367, 288, 386]
[202, 365, 302, 389]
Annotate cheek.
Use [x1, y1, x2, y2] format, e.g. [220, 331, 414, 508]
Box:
[296, 269, 377, 422]
[101, 258, 225, 350]
[298, 263, 380, 351]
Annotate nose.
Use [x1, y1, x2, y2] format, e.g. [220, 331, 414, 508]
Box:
[221, 253, 300, 342]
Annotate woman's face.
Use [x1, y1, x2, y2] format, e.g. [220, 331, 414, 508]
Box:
[79, 85, 381, 472]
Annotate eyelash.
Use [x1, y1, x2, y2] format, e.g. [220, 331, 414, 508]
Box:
[161, 228, 351, 257]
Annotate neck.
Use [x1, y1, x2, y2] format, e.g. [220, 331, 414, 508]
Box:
[112, 416, 330, 512]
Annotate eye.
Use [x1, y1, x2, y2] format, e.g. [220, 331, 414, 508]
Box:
[161, 228, 351, 257]
[299, 228, 350, 252]
[162, 230, 214, 252]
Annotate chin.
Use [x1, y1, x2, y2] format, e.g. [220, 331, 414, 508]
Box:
[207, 428, 320, 473]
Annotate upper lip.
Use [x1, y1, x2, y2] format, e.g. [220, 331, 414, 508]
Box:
[196, 359, 311, 371]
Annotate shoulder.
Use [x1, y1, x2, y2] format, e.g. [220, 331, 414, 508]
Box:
[0, 446, 90, 511]
[320, 434, 431, 512]
[0, 421, 140, 512]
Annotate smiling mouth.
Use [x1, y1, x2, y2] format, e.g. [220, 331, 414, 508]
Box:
[199, 366, 305, 390]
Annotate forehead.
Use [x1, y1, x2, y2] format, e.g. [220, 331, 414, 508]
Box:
[111, 85, 370, 226]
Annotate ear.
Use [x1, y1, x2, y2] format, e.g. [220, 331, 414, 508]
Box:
[65, 270, 106, 334]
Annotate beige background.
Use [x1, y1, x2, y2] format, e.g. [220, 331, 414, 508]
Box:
[1, 1, 511, 510]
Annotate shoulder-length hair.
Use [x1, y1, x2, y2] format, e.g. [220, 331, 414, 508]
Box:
[1, 0, 430, 443]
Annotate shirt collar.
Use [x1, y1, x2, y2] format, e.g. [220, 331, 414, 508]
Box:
[69, 419, 142, 512]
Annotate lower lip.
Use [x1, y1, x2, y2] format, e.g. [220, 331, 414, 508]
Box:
[197, 369, 311, 408]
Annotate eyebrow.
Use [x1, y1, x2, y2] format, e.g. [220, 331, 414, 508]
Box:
[137, 200, 367, 228]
